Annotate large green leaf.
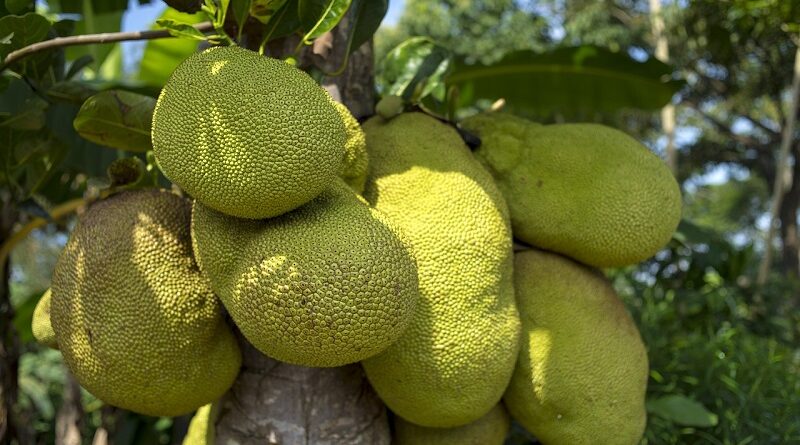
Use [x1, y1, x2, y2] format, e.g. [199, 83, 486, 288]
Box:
[348, 0, 387, 53]
[378, 37, 452, 103]
[137, 8, 202, 86]
[0, 13, 52, 77]
[646, 394, 719, 427]
[447, 45, 684, 117]
[47, 102, 120, 178]
[298, 0, 350, 42]
[73, 90, 155, 152]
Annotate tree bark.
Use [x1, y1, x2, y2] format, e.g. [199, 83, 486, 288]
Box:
[212, 10, 389, 445]
[55, 372, 83, 445]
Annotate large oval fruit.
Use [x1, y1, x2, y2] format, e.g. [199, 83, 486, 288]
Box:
[461, 112, 682, 268]
[152, 46, 346, 219]
[361, 112, 520, 428]
[506, 248, 648, 445]
[51, 190, 241, 417]
[192, 179, 419, 367]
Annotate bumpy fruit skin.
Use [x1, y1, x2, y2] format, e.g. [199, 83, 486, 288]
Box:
[31, 289, 57, 349]
[192, 179, 419, 368]
[51, 190, 241, 417]
[394, 404, 510, 445]
[333, 102, 369, 193]
[506, 249, 648, 445]
[361, 113, 520, 428]
[152, 46, 346, 219]
[461, 113, 682, 268]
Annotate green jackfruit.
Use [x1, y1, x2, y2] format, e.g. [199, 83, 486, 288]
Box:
[51, 190, 241, 417]
[506, 249, 648, 445]
[182, 403, 219, 445]
[461, 113, 682, 268]
[361, 113, 520, 428]
[152, 46, 346, 219]
[192, 179, 419, 367]
[394, 404, 511, 445]
[32, 289, 57, 349]
[333, 101, 368, 193]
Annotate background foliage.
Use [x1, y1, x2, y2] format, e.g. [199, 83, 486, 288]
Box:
[1, 0, 798, 444]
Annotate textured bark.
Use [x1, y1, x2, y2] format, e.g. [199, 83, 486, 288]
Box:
[55, 373, 83, 445]
[212, 8, 387, 445]
[214, 340, 390, 445]
[0, 194, 21, 445]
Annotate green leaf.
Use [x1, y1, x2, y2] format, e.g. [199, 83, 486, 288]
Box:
[64, 54, 94, 79]
[11, 290, 40, 344]
[0, 98, 48, 130]
[73, 90, 155, 153]
[379, 37, 452, 103]
[0, 13, 52, 74]
[250, 0, 288, 23]
[47, 102, 119, 177]
[137, 8, 202, 86]
[447, 45, 684, 117]
[298, 0, 351, 43]
[348, 0, 387, 52]
[156, 18, 209, 41]
[260, 0, 301, 40]
[231, 0, 252, 39]
[646, 394, 719, 427]
[5, 0, 32, 14]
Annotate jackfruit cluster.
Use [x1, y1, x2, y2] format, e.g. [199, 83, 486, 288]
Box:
[37, 45, 681, 445]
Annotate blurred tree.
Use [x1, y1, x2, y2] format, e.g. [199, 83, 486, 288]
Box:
[375, 0, 552, 64]
[670, 0, 800, 280]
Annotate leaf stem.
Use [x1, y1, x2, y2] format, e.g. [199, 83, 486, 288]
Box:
[0, 21, 215, 72]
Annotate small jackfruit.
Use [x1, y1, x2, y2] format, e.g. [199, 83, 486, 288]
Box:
[505, 249, 648, 445]
[51, 190, 241, 417]
[361, 113, 520, 428]
[333, 102, 369, 193]
[461, 113, 682, 268]
[182, 403, 219, 445]
[152, 46, 346, 219]
[394, 404, 511, 445]
[32, 289, 57, 349]
[191, 179, 419, 367]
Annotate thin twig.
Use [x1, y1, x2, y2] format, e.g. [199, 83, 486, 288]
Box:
[1, 21, 215, 72]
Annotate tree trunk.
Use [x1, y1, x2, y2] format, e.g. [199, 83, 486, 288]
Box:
[55, 373, 83, 445]
[757, 45, 800, 287]
[649, 0, 677, 174]
[212, 10, 389, 445]
[0, 193, 21, 445]
[779, 144, 800, 278]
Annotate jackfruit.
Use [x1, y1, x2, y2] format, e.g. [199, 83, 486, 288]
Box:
[333, 101, 369, 193]
[394, 403, 511, 445]
[152, 46, 346, 219]
[191, 179, 419, 367]
[461, 113, 682, 268]
[361, 112, 520, 427]
[182, 403, 218, 445]
[51, 190, 241, 417]
[32, 289, 57, 349]
[505, 249, 648, 445]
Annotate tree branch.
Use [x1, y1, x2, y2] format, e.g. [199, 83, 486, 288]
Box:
[1, 22, 215, 72]
[684, 99, 764, 147]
